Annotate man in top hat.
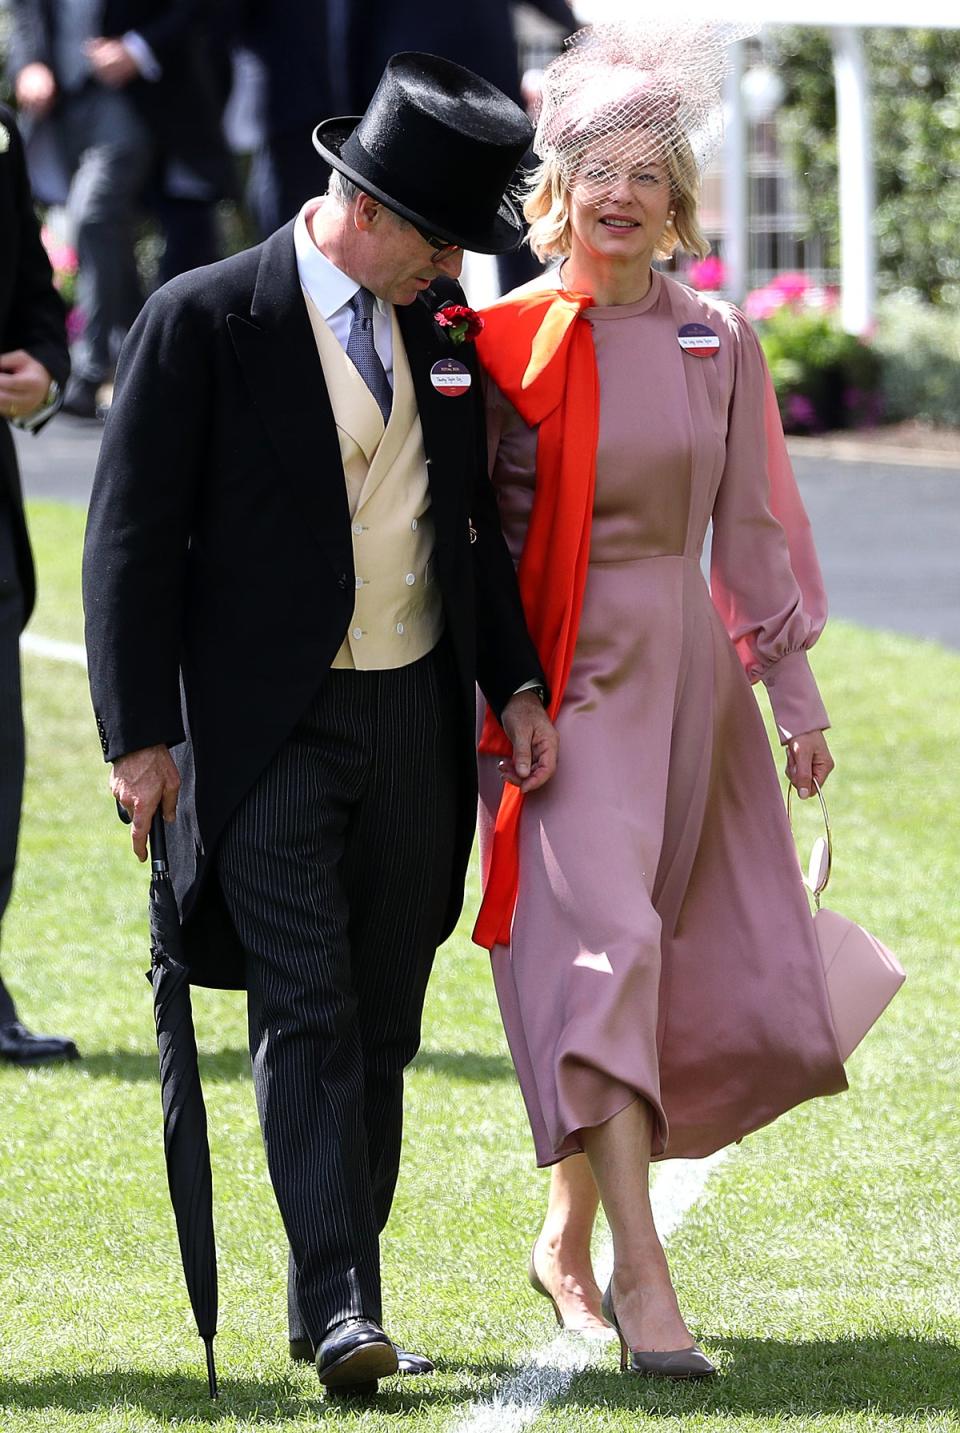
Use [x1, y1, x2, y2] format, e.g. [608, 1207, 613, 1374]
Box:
[83, 54, 556, 1393]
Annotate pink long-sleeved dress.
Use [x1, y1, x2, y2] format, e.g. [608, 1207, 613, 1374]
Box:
[478, 269, 847, 1168]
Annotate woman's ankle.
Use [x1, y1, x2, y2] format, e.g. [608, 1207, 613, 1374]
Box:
[534, 1229, 597, 1281]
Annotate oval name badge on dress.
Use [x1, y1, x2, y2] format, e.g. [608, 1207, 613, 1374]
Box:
[430, 358, 472, 397]
[677, 323, 720, 358]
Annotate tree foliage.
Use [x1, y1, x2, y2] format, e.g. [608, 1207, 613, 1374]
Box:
[771, 27, 960, 305]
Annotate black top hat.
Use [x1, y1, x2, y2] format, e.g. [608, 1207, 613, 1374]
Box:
[312, 53, 534, 255]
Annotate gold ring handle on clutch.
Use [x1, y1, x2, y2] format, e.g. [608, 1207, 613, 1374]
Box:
[786, 776, 833, 907]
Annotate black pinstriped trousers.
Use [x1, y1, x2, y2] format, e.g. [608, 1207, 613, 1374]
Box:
[217, 643, 458, 1341]
[0, 515, 26, 1028]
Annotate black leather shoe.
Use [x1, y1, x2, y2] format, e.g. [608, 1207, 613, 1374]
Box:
[315, 1318, 399, 1392]
[293, 1334, 433, 1376]
[0, 1021, 80, 1065]
[395, 1347, 435, 1376]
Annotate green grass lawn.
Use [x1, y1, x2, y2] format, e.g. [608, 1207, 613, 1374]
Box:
[1, 500, 958, 1432]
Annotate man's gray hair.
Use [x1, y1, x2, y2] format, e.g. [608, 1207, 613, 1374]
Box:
[327, 170, 364, 208]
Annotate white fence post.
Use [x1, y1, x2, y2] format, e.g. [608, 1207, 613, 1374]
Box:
[832, 24, 875, 335]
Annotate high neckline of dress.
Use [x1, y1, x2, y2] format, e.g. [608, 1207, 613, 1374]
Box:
[579, 267, 664, 320]
[535, 263, 665, 319]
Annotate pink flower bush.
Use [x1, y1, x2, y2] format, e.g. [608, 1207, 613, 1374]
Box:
[686, 256, 726, 291]
[769, 271, 811, 302]
[744, 271, 838, 323]
[66, 305, 86, 342]
[754, 280, 881, 434]
[40, 226, 78, 280]
[40, 224, 80, 325]
[744, 285, 785, 321]
[785, 393, 818, 431]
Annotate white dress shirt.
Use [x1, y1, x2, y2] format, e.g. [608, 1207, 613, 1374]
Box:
[294, 203, 394, 389]
[292, 201, 542, 705]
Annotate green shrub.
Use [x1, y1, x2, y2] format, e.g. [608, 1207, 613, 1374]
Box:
[757, 304, 882, 433]
[874, 296, 960, 427]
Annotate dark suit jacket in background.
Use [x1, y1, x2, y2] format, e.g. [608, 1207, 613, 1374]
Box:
[0, 103, 70, 625]
[240, 0, 337, 138]
[83, 227, 545, 991]
[241, 0, 572, 132]
[8, 0, 236, 201]
[352, 0, 573, 108]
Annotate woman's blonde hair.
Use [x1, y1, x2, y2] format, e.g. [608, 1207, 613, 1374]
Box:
[523, 132, 710, 265]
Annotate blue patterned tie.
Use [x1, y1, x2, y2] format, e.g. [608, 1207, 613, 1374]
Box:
[346, 288, 392, 425]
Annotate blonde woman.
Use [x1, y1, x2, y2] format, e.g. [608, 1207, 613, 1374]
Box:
[473, 23, 843, 1379]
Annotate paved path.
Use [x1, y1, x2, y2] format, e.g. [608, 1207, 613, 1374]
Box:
[14, 424, 959, 650]
[14, 417, 101, 505]
[789, 454, 959, 651]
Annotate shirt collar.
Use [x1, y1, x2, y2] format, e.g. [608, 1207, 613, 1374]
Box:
[294, 202, 389, 322]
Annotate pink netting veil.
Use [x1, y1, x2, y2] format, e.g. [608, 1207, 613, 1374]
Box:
[534, 19, 756, 204]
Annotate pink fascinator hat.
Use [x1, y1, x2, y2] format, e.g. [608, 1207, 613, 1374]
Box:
[535, 19, 756, 195]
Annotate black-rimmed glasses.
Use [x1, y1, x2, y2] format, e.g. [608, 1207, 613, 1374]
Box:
[410, 222, 462, 264]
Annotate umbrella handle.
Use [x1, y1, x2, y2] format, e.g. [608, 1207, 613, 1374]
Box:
[149, 812, 169, 872]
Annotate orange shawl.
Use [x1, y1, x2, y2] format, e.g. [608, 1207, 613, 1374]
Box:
[473, 288, 599, 950]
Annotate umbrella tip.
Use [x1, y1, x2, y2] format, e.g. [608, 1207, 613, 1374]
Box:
[204, 1338, 218, 1400]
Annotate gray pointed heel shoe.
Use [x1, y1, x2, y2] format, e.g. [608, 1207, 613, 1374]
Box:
[528, 1247, 563, 1327]
[600, 1285, 716, 1379]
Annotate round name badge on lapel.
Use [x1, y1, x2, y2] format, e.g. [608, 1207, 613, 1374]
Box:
[677, 323, 721, 358]
[430, 358, 472, 397]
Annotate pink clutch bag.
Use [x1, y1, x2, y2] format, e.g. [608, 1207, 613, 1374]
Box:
[789, 781, 905, 1063]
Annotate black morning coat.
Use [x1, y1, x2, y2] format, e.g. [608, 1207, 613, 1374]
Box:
[0, 103, 70, 627]
[82, 221, 547, 990]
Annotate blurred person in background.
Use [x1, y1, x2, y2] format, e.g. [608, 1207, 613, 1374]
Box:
[240, 0, 337, 239]
[240, 0, 574, 289]
[8, 0, 235, 419]
[0, 104, 78, 1065]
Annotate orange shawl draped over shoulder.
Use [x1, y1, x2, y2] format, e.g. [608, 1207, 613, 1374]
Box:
[472, 287, 598, 951]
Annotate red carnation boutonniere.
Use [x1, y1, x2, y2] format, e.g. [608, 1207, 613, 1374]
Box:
[434, 303, 484, 345]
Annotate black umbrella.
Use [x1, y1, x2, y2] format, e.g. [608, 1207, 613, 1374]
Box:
[147, 811, 219, 1398]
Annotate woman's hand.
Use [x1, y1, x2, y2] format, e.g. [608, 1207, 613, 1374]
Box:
[785, 730, 834, 799]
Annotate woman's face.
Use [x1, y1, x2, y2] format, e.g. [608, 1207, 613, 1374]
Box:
[566, 139, 673, 267]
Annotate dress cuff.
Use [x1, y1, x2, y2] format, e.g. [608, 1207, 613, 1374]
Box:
[762, 649, 830, 743]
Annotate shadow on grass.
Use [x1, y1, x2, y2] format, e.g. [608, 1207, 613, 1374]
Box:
[411, 1048, 515, 1082]
[0, 1362, 517, 1423]
[74, 1048, 251, 1082]
[556, 1336, 960, 1416]
[74, 1047, 515, 1086]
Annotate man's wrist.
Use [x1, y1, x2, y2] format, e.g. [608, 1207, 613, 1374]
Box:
[14, 376, 61, 432]
[511, 680, 546, 704]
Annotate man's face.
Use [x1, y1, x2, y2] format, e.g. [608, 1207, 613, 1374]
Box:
[355, 196, 464, 305]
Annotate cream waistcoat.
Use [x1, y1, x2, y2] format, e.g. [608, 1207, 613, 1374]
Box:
[302, 288, 444, 669]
